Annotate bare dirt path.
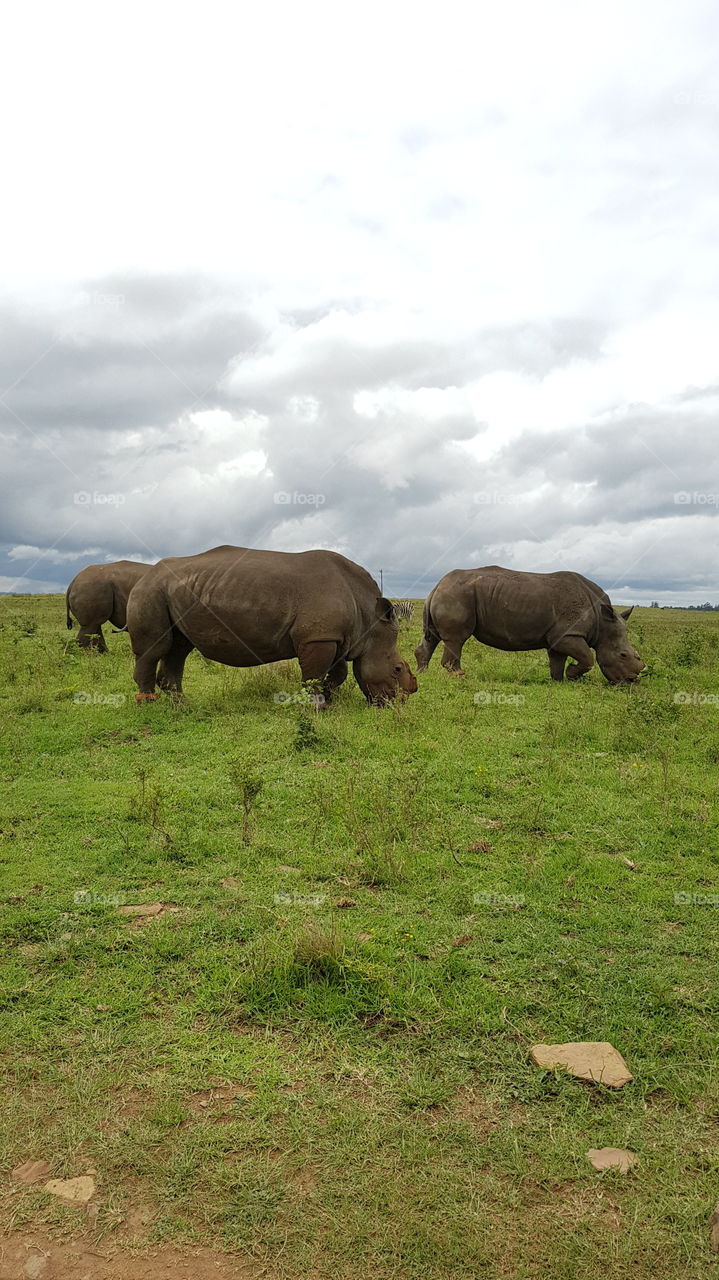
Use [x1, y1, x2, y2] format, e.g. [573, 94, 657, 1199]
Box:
[0, 1234, 269, 1280]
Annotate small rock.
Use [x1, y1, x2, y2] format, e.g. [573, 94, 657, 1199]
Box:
[621, 857, 638, 871]
[334, 897, 357, 908]
[11, 1159, 52, 1184]
[43, 1174, 96, 1204]
[23, 1255, 47, 1279]
[587, 1147, 637, 1173]
[530, 1041, 633, 1088]
[357, 932, 372, 942]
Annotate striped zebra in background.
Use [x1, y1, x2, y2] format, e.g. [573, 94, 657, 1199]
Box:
[392, 600, 414, 622]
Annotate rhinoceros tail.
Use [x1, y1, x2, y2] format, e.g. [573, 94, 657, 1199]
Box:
[65, 587, 73, 629]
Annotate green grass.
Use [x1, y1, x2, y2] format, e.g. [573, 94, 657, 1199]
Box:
[1, 597, 719, 1276]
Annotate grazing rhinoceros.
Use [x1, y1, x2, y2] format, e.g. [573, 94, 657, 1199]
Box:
[66, 560, 152, 651]
[126, 545, 418, 706]
[415, 566, 645, 684]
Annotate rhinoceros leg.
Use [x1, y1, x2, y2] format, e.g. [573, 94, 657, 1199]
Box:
[297, 641, 339, 706]
[157, 630, 194, 693]
[323, 658, 348, 701]
[415, 633, 440, 671]
[440, 635, 467, 674]
[548, 638, 594, 681]
[547, 649, 567, 681]
[78, 623, 108, 653]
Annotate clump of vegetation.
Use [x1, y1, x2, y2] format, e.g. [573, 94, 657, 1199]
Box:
[128, 767, 166, 827]
[293, 922, 345, 977]
[674, 626, 703, 666]
[293, 710, 322, 751]
[8, 615, 38, 639]
[231, 758, 264, 844]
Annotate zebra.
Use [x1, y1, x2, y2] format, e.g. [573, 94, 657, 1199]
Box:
[392, 600, 414, 622]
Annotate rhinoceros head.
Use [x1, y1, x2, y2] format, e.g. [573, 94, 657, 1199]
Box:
[595, 605, 646, 684]
[353, 599, 419, 706]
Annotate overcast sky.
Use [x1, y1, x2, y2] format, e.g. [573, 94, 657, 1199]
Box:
[1, 0, 718, 603]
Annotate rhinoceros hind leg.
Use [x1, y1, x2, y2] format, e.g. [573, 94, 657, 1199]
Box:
[78, 623, 107, 653]
[440, 636, 467, 674]
[157, 630, 194, 694]
[415, 633, 440, 672]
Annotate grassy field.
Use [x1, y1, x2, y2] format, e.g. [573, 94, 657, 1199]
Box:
[1, 596, 719, 1278]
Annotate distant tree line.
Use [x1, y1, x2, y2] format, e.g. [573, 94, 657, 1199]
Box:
[649, 601, 719, 610]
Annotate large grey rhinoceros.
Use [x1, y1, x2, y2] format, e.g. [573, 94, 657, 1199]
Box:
[66, 560, 152, 651]
[126, 545, 418, 706]
[415, 566, 645, 684]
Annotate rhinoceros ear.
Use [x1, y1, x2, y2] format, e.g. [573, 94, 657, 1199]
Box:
[618, 606, 634, 621]
[376, 597, 396, 623]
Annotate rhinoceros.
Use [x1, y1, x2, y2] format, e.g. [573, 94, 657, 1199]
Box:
[126, 545, 418, 706]
[66, 560, 152, 651]
[415, 566, 645, 684]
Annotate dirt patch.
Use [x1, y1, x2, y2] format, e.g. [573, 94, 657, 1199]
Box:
[288, 1166, 318, 1195]
[449, 1088, 526, 1135]
[0, 1234, 266, 1279]
[187, 1084, 255, 1121]
[519, 1180, 623, 1234]
[116, 904, 180, 927]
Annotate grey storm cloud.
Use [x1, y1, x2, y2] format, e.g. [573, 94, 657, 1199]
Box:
[0, 277, 262, 434]
[0, 265, 717, 605]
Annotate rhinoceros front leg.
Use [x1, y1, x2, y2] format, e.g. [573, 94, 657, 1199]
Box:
[323, 658, 348, 701]
[547, 638, 594, 681]
[297, 641, 339, 707]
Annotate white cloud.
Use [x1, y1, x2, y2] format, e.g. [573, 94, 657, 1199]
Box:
[0, 0, 718, 604]
[8, 545, 102, 564]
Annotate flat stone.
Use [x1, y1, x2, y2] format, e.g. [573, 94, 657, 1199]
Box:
[23, 1254, 47, 1279]
[43, 1175, 96, 1204]
[11, 1159, 52, 1185]
[587, 1146, 638, 1173]
[530, 1041, 633, 1088]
